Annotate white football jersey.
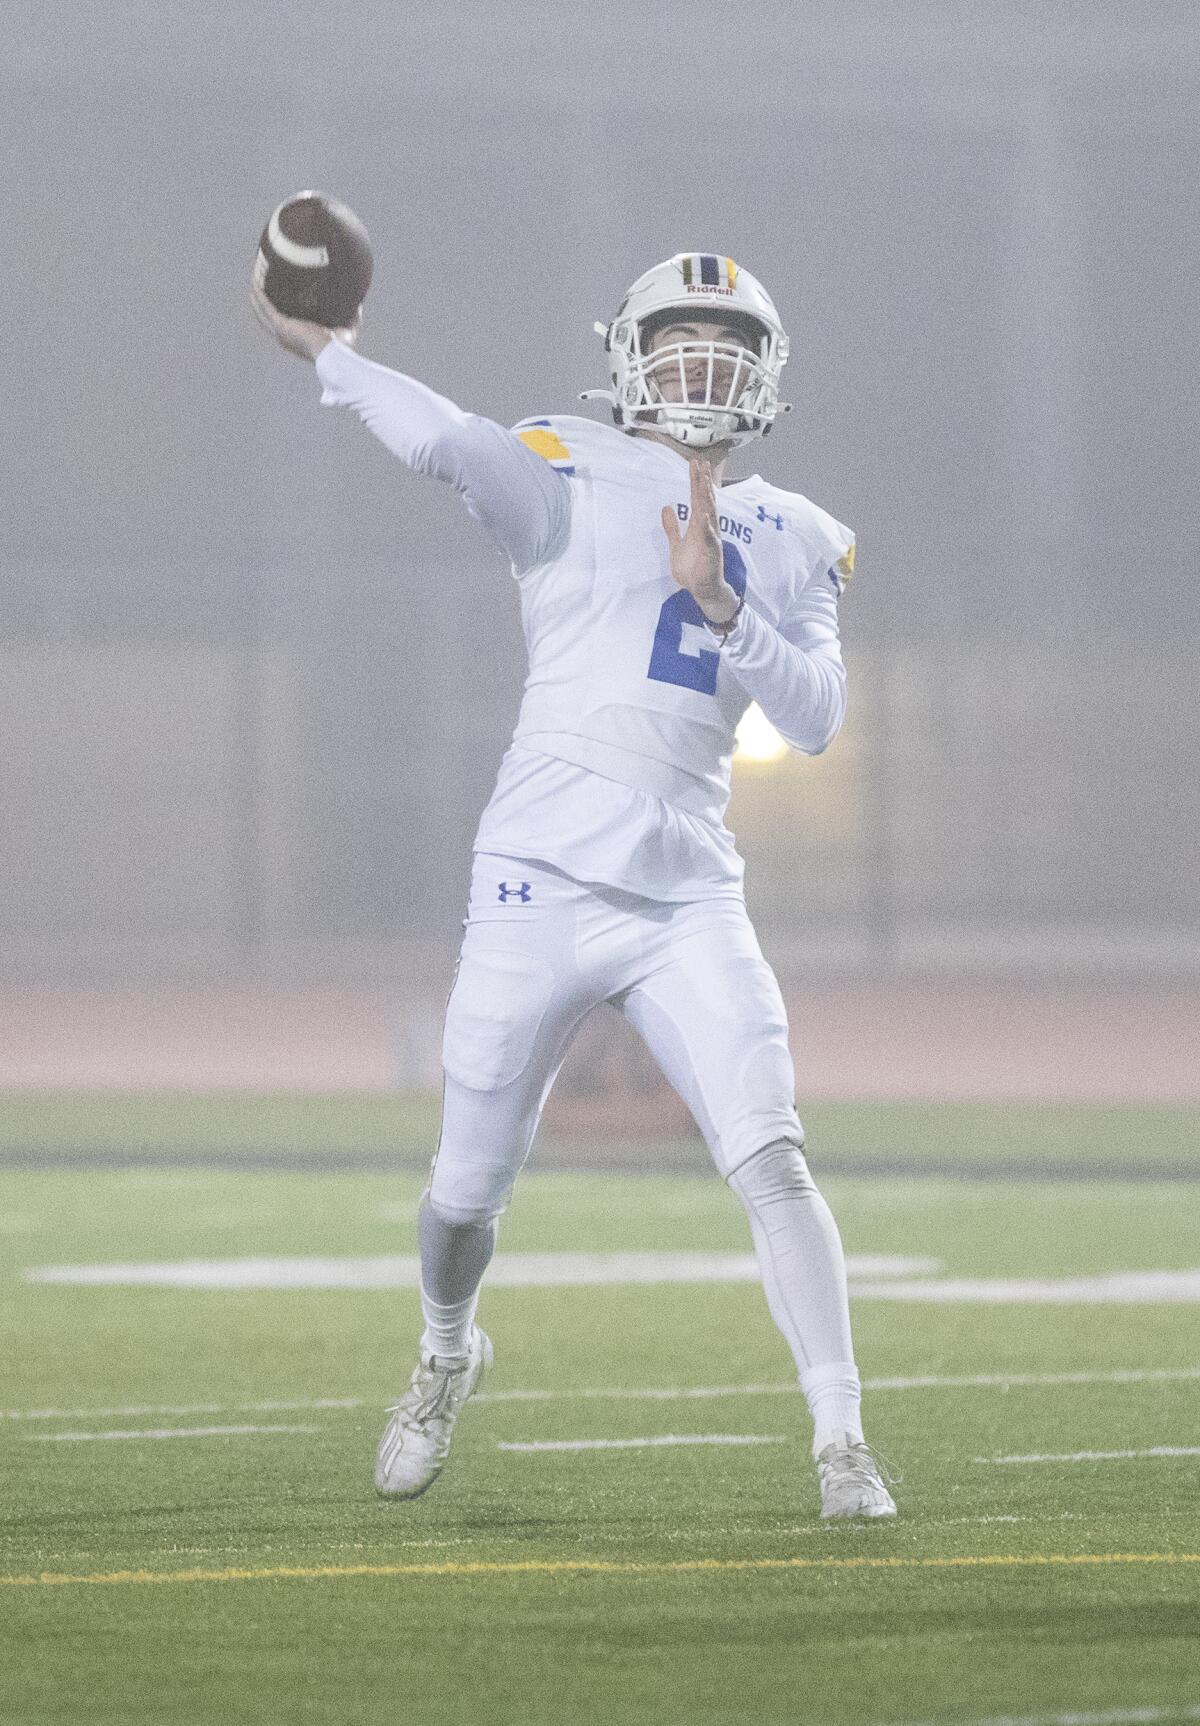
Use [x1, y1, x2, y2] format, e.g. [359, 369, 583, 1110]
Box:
[316, 344, 854, 902]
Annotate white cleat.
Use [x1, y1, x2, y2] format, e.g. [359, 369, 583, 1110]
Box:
[816, 1436, 898, 1520]
[374, 1327, 493, 1499]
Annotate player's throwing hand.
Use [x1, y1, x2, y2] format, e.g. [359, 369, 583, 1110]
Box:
[660, 459, 740, 625]
[250, 277, 360, 362]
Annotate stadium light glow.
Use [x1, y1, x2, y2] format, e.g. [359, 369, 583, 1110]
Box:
[734, 703, 788, 765]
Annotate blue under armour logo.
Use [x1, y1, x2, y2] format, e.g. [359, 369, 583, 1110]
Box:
[497, 881, 532, 903]
[756, 504, 785, 530]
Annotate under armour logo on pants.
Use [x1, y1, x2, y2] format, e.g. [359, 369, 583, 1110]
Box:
[497, 881, 533, 903]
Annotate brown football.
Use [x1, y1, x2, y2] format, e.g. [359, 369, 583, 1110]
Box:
[254, 191, 373, 327]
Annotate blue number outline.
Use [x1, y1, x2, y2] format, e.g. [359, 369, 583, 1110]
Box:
[647, 540, 748, 695]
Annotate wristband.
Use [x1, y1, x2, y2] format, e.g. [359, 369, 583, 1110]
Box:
[703, 593, 745, 642]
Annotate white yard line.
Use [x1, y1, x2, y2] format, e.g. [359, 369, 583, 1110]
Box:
[477, 1382, 796, 1406]
[19, 1250, 939, 1289]
[2, 1397, 362, 1423]
[497, 1433, 787, 1453]
[480, 1366, 1200, 1402]
[22, 1256, 1200, 1301]
[877, 1707, 1200, 1726]
[980, 1446, 1200, 1466]
[850, 1272, 1200, 1304]
[3, 1367, 1198, 1426]
[862, 1368, 1200, 1391]
[28, 1424, 318, 1443]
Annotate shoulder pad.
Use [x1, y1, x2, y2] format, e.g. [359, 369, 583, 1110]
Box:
[512, 417, 577, 473]
[511, 413, 634, 473]
[740, 478, 855, 593]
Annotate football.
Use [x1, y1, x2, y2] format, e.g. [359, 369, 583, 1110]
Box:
[254, 191, 373, 328]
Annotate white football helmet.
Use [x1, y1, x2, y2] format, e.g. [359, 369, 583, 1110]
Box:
[583, 252, 790, 449]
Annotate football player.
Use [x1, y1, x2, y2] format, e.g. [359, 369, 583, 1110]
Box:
[252, 252, 895, 1520]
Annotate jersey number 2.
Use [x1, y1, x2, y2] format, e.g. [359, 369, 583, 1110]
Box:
[647, 540, 747, 695]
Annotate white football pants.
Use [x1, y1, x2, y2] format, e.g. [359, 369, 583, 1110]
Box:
[430, 852, 806, 1220]
[425, 851, 864, 1448]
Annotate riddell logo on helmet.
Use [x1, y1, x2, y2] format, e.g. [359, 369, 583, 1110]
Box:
[685, 284, 735, 295]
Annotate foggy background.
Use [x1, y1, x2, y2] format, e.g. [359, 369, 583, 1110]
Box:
[2, 2, 1197, 1055]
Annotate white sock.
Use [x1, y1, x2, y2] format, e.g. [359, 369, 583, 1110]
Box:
[799, 1361, 865, 1456]
[416, 1190, 496, 1361]
[727, 1142, 866, 1456]
[419, 1289, 479, 1362]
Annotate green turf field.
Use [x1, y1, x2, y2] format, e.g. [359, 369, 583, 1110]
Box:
[2, 1097, 1198, 1726]
[0, 1090, 1197, 1177]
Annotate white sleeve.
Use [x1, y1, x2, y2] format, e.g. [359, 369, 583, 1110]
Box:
[721, 575, 848, 756]
[314, 339, 571, 576]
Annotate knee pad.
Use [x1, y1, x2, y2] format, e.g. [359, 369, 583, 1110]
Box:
[728, 1137, 818, 1208]
[424, 1188, 505, 1230]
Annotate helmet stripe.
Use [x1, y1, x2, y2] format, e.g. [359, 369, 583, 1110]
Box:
[699, 253, 720, 287]
[681, 255, 694, 287]
[725, 257, 738, 288]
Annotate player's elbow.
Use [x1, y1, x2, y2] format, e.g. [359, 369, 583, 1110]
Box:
[792, 734, 829, 758]
[785, 674, 847, 755]
[787, 717, 841, 757]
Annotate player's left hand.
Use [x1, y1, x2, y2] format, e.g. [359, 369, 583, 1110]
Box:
[660, 459, 740, 624]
